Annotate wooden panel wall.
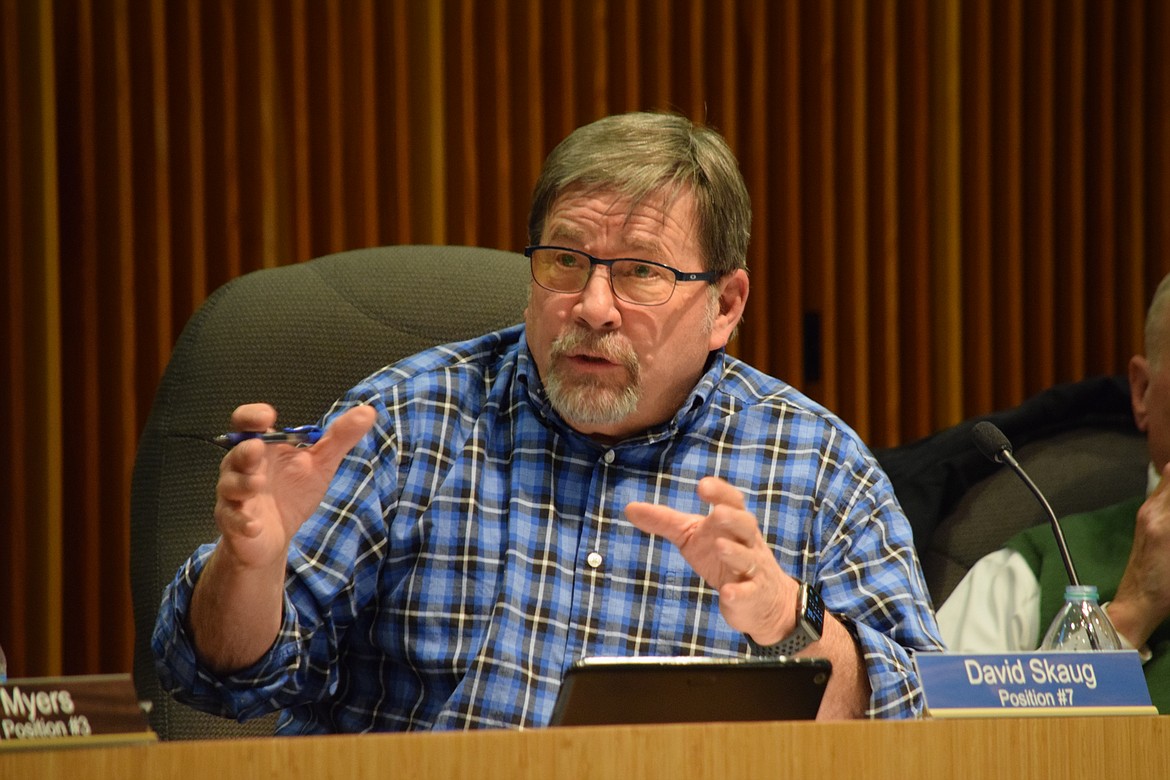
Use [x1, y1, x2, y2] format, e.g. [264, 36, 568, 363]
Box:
[2, 0, 1168, 679]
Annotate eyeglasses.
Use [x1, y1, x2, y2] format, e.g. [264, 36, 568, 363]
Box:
[524, 245, 719, 306]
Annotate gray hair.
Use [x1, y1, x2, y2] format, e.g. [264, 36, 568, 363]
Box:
[527, 112, 751, 277]
[1146, 273, 1170, 366]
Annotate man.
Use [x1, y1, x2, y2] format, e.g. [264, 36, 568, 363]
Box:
[154, 112, 942, 731]
[937, 273, 1170, 712]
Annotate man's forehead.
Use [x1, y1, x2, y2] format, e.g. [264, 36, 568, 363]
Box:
[544, 186, 697, 253]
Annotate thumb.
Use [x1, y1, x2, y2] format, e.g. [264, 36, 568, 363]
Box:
[310, 404, 377, 473]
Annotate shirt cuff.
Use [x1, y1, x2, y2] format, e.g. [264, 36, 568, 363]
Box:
[1101, 601, 1154, 664]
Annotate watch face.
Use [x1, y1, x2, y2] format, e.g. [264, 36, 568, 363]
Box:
[802, 585, 825, 636]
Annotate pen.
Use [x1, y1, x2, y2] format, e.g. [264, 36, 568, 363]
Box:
[213, 425, 323, 449]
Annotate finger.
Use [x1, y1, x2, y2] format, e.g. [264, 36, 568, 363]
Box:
[1152, 464, 1170, 500]
[705, 502, 764, 548]
[309, 404, 377, 472]
[230, 403, 279, 432]
[624, 501, 698, 547]
[713, 534, 760, 577]
[217, 440, 269, 501]
[697, 476, 747, 511]
[213, 494, 266, 538]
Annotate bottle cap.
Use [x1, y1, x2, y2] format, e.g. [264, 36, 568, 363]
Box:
[1064, 584, 1100, 602]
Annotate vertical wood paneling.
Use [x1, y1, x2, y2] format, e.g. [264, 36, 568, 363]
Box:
[740, 0, 778, 375]
[109, 0, 137, 672]
[60, 0, 100, 672]
[963, 1, 993, 414]
[355, 1, 379, 250]
[1151, 1, 1170, 299]
[0, 0, 27, 672]
[872, 0, 900, 444]
[255, 0, 280, 264]
[385, 0, 412, 245]
[995, 0, 1025, 408]
[1023, 1, 1056, 391]
[423, 1, 447, 242]
[805, 3, 838, 410]
[491, 4, 521, 250]
[5, 0, 1170, 680]
[932, 0, 963, 425]
[215, 0, 241, 281]
[323, 4, 345, 252]
[1056, 3, 1086, 384]
[144, 0, 173, 373]
[839, 0, 870, 431]
[897, 0, 934, 437]
[43, 0, 63, 671]
[288, 0, 312, 260]
[1116, 0, 1147, 359]
[0, 0, 63, 677]
[178, 0, 208, 316]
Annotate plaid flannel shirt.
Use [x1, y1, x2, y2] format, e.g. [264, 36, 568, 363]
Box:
[154, 324, 942, 731]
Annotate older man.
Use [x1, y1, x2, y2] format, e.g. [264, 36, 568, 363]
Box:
[154, 112, 941, 731]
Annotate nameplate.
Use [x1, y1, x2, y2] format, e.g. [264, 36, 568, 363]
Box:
[914, 651, 1157, 718]
[0, 673, 156, 750]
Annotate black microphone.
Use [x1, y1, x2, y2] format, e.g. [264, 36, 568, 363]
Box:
[971, 420, 1080, 587]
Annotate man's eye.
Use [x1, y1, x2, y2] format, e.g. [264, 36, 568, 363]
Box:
[618, 261, 664, 281]
[555, 252, 583, 268]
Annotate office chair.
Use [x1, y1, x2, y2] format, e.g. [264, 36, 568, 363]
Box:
[874, 375, 1147, 607]
[129, 245, 530, 739]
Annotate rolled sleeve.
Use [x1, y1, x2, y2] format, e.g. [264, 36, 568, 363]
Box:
[152, 543, 311, 722]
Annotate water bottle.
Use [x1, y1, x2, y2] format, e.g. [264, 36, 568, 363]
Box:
[1040, 584, 1122, 651]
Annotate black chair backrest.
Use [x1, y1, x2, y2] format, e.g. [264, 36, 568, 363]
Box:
[875, 375, 1147, 607]
[130, 245, 530, 740]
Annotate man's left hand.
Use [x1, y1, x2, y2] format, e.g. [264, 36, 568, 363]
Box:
[624, 476, 797, 645]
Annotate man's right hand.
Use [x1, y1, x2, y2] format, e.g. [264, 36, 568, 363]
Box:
[213, 402, 377, 570]
[190, 402, 376, 673]
[1110, 461, 1170, 650]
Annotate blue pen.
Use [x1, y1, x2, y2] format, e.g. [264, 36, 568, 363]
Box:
[213, 425, 323, 449]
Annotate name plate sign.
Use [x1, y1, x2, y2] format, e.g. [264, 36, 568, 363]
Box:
[0, 673, 156, 750]
[914, 651, 1155, 718]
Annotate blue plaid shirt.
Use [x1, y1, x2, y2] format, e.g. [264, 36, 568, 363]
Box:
[154, 325, 942, 730]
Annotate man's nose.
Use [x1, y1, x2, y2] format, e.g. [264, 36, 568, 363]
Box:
[575, 265, 621, 328]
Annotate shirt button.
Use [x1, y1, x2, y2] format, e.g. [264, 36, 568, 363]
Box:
[603, 450, 615, 464]
[586, 551, 603, 569]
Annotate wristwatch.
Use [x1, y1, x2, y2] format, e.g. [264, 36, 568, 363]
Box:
[748, 581, 826, 658]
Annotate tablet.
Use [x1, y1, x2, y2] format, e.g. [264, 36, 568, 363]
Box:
[548, 655, 832, 726]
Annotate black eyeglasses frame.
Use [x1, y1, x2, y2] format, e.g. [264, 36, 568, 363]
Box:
[523, 244, 719, 306]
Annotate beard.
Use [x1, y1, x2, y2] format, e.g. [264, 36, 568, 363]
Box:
[544, 328, 642, 426]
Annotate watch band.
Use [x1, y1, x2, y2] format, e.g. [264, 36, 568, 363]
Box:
[748, 581, 825, 658]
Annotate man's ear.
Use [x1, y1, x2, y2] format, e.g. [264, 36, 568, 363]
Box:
[1130, 354, 1152, 432]
[708, 269, 749, 351]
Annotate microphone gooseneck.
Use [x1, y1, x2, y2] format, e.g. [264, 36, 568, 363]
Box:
[970, 421, 1080, 587]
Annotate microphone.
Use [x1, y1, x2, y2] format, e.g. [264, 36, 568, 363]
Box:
[971, 420, 1080, 587]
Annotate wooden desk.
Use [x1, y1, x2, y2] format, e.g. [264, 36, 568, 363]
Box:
[3, 716, 1167, 779]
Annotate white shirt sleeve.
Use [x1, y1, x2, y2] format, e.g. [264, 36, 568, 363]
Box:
[935, 549, 1042, 652]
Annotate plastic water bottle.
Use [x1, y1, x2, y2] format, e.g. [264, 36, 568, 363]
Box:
[1040, 584, 1122, 651]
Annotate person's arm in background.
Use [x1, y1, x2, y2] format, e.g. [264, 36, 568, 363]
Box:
[1106, 464, 1170, 657]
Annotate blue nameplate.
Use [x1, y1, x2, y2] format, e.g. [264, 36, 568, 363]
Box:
[914, 651, 1156, 718]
